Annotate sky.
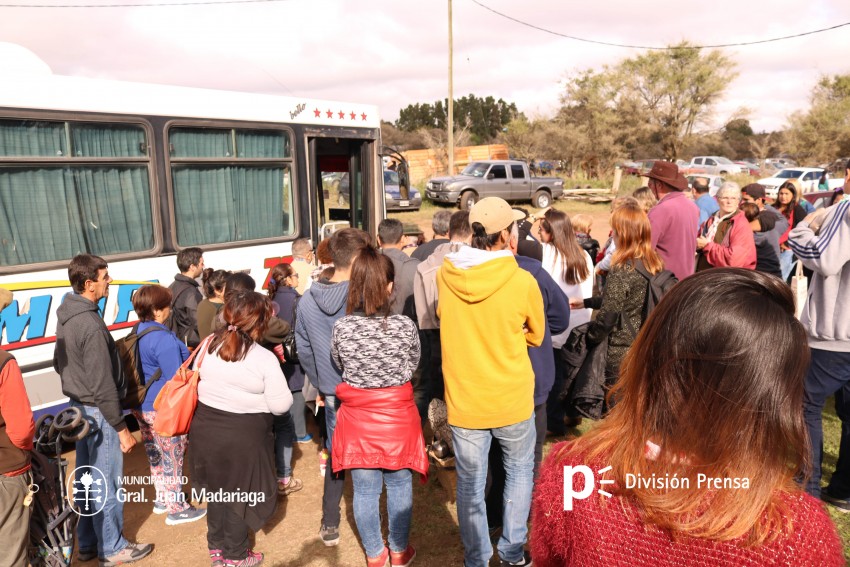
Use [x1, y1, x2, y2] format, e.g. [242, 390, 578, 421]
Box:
[1, 0, 848, 134]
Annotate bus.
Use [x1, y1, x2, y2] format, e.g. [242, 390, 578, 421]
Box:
[0, 59, 386, 418]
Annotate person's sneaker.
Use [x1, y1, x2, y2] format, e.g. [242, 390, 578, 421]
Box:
[319, 448, 329, 477]
[277, 477, 303, 496]
[77, 548, 97, 562]
[209, 549, 224, 567]
[821, 490, 850, 513]
[99, 542, 153, 567]
[296, 434, 313, 443]
[223, 549, 263, 567]
[166, 506, 207, 525]
[390, 545, 416, 567]
[152, 501, 168, 515]
[499, 550, 533, 567]
[319, 524, 340, 547]
[366, 546, 390, 567]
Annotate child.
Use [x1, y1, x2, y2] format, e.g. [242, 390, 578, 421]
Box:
[571, 214, 600, 267]
[741, 202, 782, 278]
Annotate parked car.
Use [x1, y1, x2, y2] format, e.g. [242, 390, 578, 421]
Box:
[804, 189, 845, 210]
[686, 156, 746, 176]
[384, 169, 421, 212]
[619, 161, 642, 176]
[686, 174, 725, 197]
[734, 161, 761, 176]
[758, 167, 843, 199]
[426, 160, 564, 210]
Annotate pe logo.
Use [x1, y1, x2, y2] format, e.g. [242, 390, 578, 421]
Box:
[563, 465, 613, 511]
[67, 465, 108, 516]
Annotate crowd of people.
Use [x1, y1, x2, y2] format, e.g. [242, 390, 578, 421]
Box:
[0, 159, 849, 567]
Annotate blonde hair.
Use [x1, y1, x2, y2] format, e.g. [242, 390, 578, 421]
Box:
[571, 214, 593, 234]
[632, 187, 658, 213]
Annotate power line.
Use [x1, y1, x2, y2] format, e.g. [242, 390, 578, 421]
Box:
[0, 0, 291, 7]
[470, 0, 850, 50]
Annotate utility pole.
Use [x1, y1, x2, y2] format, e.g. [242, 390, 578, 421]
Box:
[447, 0, 454, 176]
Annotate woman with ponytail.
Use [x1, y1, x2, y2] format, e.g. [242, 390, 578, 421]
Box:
[189, 290, 293, 567]
[197, 268, 231, 340]
[330, 246, 426, 567]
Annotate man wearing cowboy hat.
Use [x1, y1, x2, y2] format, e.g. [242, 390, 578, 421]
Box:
[646, 161, 700, 280]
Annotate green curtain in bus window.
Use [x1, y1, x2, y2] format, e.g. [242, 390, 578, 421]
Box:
[235, 130, 290, 158]
[0, 166, 153, 265]
[71, 123, 147, 157]
[172, 166, 291, 246]
[169, 128, 233, 158]
[0, 120, 66, 157]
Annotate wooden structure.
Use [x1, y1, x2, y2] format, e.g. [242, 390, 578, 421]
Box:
[403, 144, 509, 186]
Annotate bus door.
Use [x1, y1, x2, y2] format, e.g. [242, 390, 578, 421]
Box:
[308, 136, 375, 242]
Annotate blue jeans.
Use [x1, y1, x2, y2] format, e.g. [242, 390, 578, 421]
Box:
[350, 468, 413, 558]
[780, 249, 795, 282]
[72, 403, 129, 558]
[803, 348, 850, 497]
[451, 415, 535, 567]
[273, 412, 295, 479]
[322, 394, 345, 527]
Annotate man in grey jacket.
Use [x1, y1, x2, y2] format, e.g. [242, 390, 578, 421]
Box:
[789, 197, 850, 507]
[295, 228, 369, 547]
[53, 254, 152, 566]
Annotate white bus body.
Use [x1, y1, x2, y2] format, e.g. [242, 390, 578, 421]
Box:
[0, 56, 386, 417]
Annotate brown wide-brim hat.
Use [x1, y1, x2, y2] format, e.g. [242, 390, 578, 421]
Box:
[645, 161, 689, 192]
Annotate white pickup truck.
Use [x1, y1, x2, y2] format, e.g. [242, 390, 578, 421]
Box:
[686, 156, 746, 176]
[426, 160, 564, 210]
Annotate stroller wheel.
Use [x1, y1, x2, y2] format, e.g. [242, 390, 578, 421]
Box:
[61, 419, 90, 443]
[52, 407, 83, 432]
[35, 413, 55, 439]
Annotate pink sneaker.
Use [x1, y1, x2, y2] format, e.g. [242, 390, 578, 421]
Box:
[223, 549, 263, 567]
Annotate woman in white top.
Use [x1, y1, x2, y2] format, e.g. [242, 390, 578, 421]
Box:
[538, 209, 594, 434]
[189, 290, 292, 567]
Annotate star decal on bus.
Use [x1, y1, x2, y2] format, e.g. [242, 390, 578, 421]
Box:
[350, 111, 356, 120]
[314, 108, 321, 117]
[326, 109, 333, 118]
[361, 113, 368, 121]
[338, 110, 345, 119]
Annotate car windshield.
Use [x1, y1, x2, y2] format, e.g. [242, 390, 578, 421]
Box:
[715, 157, 734, 164]
[461, 163, 490, 177]
[775, 169, 803, 179]
[383, 170, 400, 185]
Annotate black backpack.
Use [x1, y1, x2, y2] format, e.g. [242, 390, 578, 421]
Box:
[281, 298, 299, 363]
[635, 262, 678, 320]
[115, 323, 165, 409]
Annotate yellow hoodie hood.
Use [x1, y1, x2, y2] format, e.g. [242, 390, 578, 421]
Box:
[440, 247, 518, 303]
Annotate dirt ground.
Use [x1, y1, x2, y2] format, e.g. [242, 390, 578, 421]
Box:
[60, 200, 613, 567]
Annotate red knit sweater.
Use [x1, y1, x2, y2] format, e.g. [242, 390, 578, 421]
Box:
[531, 443, 845, 566]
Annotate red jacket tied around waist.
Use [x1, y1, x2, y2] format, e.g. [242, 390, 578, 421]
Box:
[331, 381, 428, 479]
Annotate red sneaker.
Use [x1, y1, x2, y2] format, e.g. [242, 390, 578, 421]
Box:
[366, 546, 389, 567]
[390, 545, 416, 567]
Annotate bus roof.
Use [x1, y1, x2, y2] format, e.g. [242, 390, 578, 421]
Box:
[0, 66, 380, 128]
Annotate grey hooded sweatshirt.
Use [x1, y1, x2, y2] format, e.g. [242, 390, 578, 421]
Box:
[53, 293, 126, 431]
[294, 280, 350, 396]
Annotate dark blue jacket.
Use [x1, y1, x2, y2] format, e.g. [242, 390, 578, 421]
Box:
[137, 321, 190, 412]
[272, 286, 306, 392]
[294, 280, 350, 395]
[516, 256, 571, 405]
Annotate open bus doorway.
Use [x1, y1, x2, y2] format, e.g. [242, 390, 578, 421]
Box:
[309, 136, 377, 242]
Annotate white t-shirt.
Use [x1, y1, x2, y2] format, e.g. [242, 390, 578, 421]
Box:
[197, 342, 292, 415]
[541, 244, 594, 348]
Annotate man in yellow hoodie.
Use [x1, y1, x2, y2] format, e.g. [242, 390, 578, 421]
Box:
[437, 197, 544, 567]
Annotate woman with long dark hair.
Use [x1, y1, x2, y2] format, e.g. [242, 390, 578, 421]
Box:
[531, 269, 843, 565]
[538, 209, 593, 433]
[774, 181, 807, 280]
[197, 268, 231, 340]
[266, 263, 305, 497]
[572, 202, 665, 416]
[330, 246, 426, 567]
[190, 290, 292, 567]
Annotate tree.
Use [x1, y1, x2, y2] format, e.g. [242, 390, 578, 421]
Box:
[786, 74, 850, 164]
[617, 42, 737, 160]
[395, 95, 520, 144]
